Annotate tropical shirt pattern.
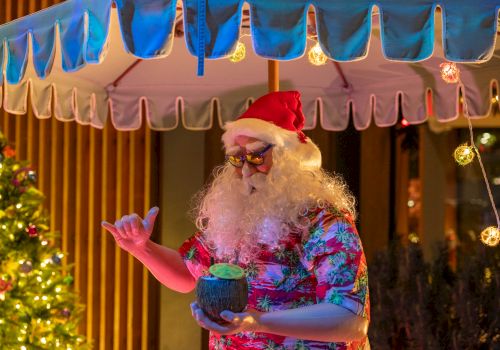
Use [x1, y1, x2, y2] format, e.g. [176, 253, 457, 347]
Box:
[179, 206, 370, 350]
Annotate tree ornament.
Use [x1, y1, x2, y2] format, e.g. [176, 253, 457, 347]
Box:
[20, 261, 33, 273]
[27, 170, 37, 183]
[229, 41, 246, 63]
[0, 278, 13, 294]
[440, 62, 460, 83]
[60, 308, 71, 318]
[308, 42, 328, 66]
[51, 254, 62, 265]
[480, 226, 500, 247]
[453, 144, 475, 166]
[2, 145, 15, 158]
[26, 224, 38, 237]
[12, 167, 35, 191]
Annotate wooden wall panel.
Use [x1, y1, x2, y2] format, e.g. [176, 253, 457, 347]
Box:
[0, 1, 160, 349]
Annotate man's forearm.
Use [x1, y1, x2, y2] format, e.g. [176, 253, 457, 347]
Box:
[131, 241, 196, 293]
[256, 303, 369, 343]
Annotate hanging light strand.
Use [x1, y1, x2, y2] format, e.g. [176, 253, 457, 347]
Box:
[461, 81, 500, 244]
[441, 62, 500, 246]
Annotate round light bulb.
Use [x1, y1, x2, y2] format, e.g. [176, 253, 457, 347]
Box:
[440, 62, 460, 83]
[453, 144, 475, 166]
[229, 41, 246, 63]
[480, 226, 500, 247]
[308, 42, 328, 66]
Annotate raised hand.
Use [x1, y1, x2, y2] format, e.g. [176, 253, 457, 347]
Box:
[101, 207, 159, 254]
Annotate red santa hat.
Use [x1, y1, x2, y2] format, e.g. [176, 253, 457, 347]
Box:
[222, 91, 322, 169]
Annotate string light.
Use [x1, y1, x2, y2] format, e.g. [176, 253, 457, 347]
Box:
[229, 41, 246, 63]
[480, 226, 500, 247]
[453, 144, 475, 166]
[408, 232, 420, 244]
[441, 61, 500, 247]
[308, 42, 328, 66]
[440, 62, 460, 83]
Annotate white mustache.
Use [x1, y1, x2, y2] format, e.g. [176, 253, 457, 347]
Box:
[241, 172, 268, 195]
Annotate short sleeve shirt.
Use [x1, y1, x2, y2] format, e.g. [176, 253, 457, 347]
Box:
[179, 206, 370, 350]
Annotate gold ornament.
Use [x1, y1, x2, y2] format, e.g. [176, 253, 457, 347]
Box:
[440, 62, 460, 83]
[453, 144, 475, 166]
[229, 41, 246, 63]
[308, 42, 328, 66]
[480, 226, 500, 247]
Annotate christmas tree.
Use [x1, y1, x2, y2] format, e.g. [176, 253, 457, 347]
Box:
[0, 131, 88, 349]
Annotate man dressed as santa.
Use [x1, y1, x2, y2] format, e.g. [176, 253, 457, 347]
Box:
[103, 91, 370, 349]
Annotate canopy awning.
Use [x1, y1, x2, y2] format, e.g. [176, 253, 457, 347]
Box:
[1, 0, 500, 131]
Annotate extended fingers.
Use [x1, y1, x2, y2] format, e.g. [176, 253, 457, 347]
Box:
[121, 215, 133, 236]
[143, 207, 159, 232]
[101, 221, 120, 237]
[129, 214, 143, 235]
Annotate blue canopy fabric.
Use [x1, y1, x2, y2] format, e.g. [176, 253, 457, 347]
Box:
[1, 0, 500, 83]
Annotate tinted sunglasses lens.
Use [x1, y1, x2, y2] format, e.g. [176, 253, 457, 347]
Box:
[246, 153, 264, 165]
[227, 155, 243, 167]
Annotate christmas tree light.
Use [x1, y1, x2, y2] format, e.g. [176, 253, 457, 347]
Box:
[0, 131, 87, 349]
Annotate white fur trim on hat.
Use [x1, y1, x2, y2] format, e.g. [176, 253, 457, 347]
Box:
[222, 118, 322, 170]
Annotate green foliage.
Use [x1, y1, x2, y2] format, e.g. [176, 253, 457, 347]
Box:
[0, 132, 89, 349]
[369, 237, 500, 349]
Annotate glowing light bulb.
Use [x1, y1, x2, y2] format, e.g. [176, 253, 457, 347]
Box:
[440, 62, 460, 83]
[401, 118, 410, 128]
[480, 226, 500, 247]
[408, 232, 420, 244]
[229, 41, 246, 63]
[308, 42, 328, 66]
[453, 144, 475, 166]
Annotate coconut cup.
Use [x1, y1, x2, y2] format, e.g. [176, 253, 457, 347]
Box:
[195, 264, 248, 324]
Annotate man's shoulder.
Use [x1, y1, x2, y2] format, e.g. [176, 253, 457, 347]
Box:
[305, 203, 346, 221]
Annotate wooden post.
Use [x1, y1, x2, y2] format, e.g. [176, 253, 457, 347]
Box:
[268, 60, 279, 92]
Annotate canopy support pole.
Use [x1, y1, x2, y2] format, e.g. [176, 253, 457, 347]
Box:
[268, 60, 279, 92]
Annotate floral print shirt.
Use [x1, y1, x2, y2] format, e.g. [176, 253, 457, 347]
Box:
[179, 206, 370, 349]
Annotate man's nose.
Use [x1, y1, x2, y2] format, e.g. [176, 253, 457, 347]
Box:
[242, 162, 256, 177]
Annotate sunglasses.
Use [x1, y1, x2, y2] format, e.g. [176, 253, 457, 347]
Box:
[225, 144, 273, 168]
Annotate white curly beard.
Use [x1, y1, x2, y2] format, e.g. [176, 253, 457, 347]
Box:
[194, 148, 356, 264]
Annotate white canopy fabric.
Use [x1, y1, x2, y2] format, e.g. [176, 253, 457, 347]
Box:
[1, 0, 500, 131]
